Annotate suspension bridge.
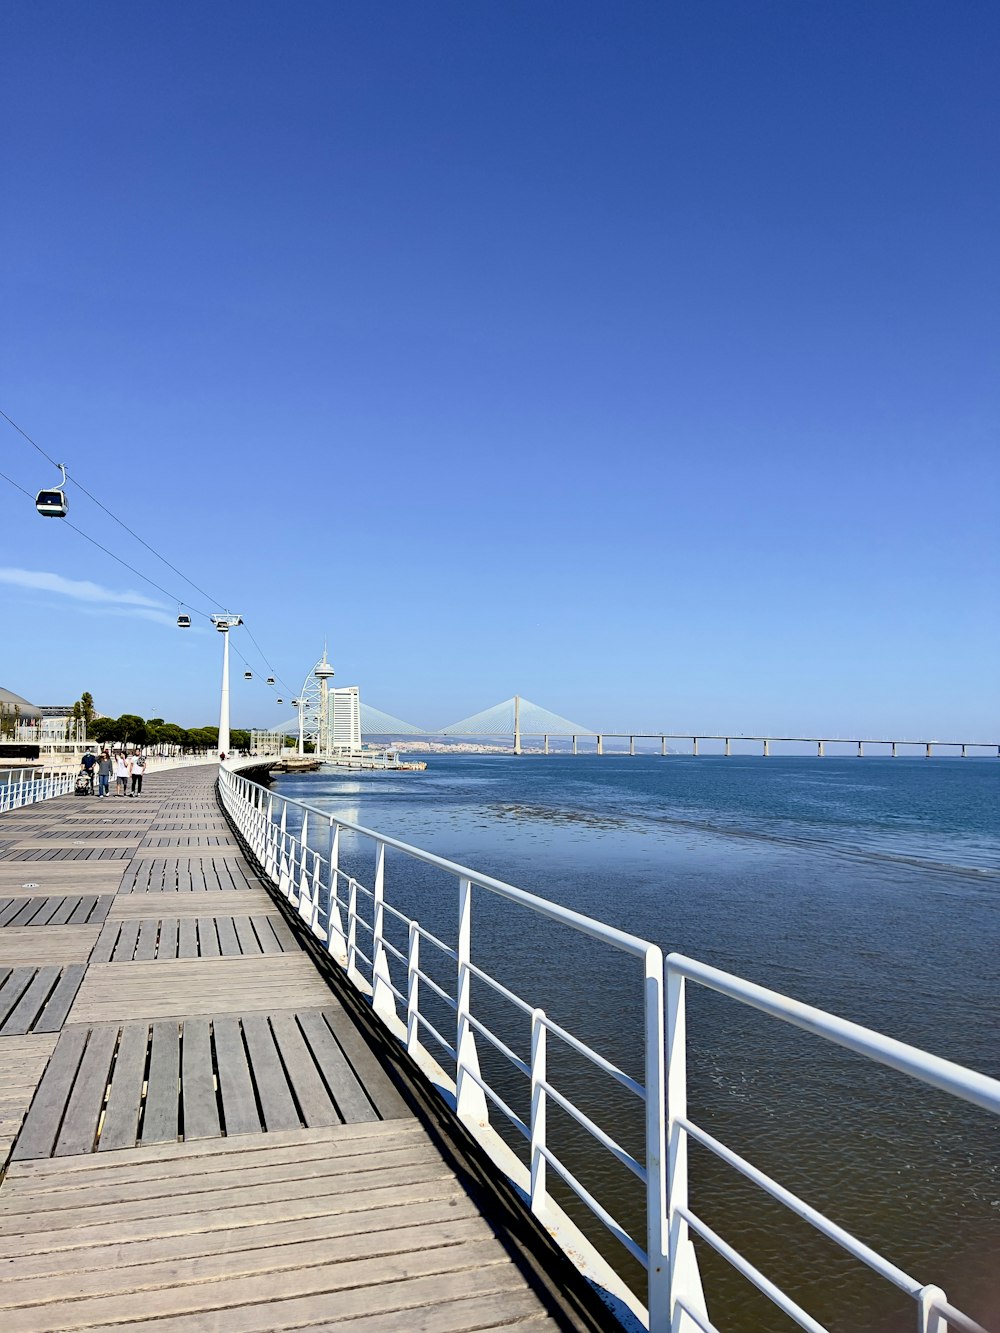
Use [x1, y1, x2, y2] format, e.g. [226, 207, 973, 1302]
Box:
[348, 696, 998, 759]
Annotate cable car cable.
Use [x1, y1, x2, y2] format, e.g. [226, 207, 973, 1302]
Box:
[2, 417, 295, 693]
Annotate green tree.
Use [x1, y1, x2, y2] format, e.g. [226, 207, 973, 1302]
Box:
[114, 714, 147, 746]
[89, 717, 118, 745]
[79, 692, 95, 731]
[230, 729, 250, 752]
[158, 723, 187, 750]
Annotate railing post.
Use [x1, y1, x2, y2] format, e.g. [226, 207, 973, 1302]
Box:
[455, 875, 489, 1125]
[346, 878, 360, 986]
[530, 1007, 547, 1218]
[297, 810, 311, 916]
[917, 1285, 948, 1333]
[645, 947, 669, 1332]
[664, 954, 708, 1332]
[325, 819, 347, 960]
[371, 841, 397, 1021]
[277, 800, 290, 897]
[406, 921, 421, 1054]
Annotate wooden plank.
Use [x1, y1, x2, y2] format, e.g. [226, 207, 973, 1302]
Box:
[88, 923, 117, 966]
[321, 1006, 410, 1120]
[0, 1191, 472, 1282]
[267, 914, 298, 950]
[269, 1013, 339, 1128]
[0, 925, 102, 966]
[251, 915, 283, 955]
[98, 1023, 148, 1151]
[157, 918, 179, 959]
[180, 1019, 220, 1141]
[67, 895, 98, 925]
[0, 967, 36, 1028]
[240, 1015, 300, 1132]
[141, 1022, 180, 1144]
[0, 899, 38, 926]
[232, 915, 260, 955]
[113, 919, 139, 962]
[34, 964, 87, 1032]
[108, 891, 274, 920]
[0, 1215, 492, 1310]
[215, 915, 240, 956]
[133, 918, 159, 961]
[11, 1026, 88, 1160]
[0, 1156, 460, 1236]
[212, 1017, 260, 1135]
[0, 1239, 512, 1330]
[54, 1025, 118, 1156]
[177, 917, 197, 959]
[297, 1009, 378, 1124]
[8, 1117, 419, 1179]
[2, 966, 61, 1036]
[45, 896, 77, 926]
[196, 917, 220, 957]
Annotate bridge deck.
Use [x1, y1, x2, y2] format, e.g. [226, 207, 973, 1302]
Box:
[0, 766, 605, 1331]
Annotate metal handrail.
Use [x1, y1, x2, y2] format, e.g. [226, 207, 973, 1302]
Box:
[217, 762, 997, 1333]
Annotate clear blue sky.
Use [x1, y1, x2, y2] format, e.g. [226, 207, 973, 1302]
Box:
[2, 2, 997, 736]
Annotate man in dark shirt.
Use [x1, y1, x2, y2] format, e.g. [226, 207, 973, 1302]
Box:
[81, 749, 97, 794]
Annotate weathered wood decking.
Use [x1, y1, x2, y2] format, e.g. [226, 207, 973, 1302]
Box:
[0, 766, 612, 1331]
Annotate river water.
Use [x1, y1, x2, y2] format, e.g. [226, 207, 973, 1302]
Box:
[271, 755, 999, 1332]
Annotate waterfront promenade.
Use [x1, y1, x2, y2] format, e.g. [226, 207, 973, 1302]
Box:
[0, 765, 607, 1331]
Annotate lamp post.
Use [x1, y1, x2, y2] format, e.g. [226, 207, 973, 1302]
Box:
[211, 615, 243, 758]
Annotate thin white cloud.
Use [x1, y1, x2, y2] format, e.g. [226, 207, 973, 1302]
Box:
[0, 567, 166, 610]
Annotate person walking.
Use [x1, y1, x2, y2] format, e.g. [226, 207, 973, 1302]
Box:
[113, 750, 129, 797]
[81, 748, 97, 794]
[96, 750, 112, 798]
[130, 751, 146, 797]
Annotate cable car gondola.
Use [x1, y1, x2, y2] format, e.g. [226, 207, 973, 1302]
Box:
[35, 463, 69, 518]
[291, 699, 299, 707]
[276, 698, 283, 705]
[243, 671, 252, 681]
[177, 614, 191, 629]
[266, 677, 275, 685]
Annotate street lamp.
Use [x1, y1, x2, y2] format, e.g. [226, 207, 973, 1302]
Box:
[211, 615, 243, 757]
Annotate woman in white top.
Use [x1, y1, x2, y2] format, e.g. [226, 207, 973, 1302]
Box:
[113, 752, 129, 797]
[129, 752, 146, 797]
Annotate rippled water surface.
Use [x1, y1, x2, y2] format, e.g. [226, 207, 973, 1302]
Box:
[272, 755, 999, 1332]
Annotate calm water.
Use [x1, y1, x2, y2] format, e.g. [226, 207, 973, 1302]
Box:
[273, 755, 999, 1332]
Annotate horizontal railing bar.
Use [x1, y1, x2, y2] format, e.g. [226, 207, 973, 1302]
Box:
[464, 1012, 530, 1079]
[541, 1079, 646, 1184]
[350, 944, 373, 970]
[260, 788, 656, 959]
[459, 1064, 529, 1139]
[465, 960, 536, 1016]
[680, 1116, 920, 1295]
[675, 1297, 723, 1333]
[412, 921, 457, 959]
[930, 1297, 991, 1333]
[412, 1012, 457, 1062]
[411, 968, 457, 1011]
[679, 1205, 828, 1333]
[669, 954, 1000, 1116]
[538, 1011, 646, 1099]
[539, 1143, 648, 1269]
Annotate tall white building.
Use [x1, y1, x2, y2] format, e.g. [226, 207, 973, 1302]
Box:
[328, 686, 361, 752]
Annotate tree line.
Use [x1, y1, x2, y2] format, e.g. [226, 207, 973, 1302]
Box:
[86, 714, 253, 753]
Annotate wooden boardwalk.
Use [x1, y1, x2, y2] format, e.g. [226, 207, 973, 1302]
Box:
[0, 766, 611, 1332]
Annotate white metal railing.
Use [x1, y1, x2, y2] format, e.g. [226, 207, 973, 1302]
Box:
[0, 767, 77, 811]
[0, 754, 227, 812]
[216, 762, 998, 1333]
